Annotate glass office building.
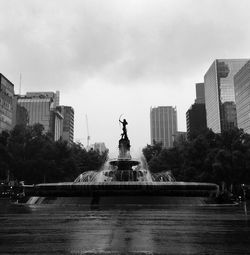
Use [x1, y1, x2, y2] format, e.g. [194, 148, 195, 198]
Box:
[234, 60, 250, 134]
[150, 106, 177, 148]
[204, 59, 249, 133]
[0, 74, 14, 133]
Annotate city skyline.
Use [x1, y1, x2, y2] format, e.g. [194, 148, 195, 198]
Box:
[2, 0, 250, 156]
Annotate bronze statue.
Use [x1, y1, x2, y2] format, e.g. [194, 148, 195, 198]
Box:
[119, 118, 128, 140]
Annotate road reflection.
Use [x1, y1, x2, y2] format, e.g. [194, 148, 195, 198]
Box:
[0, 200, 250, 254]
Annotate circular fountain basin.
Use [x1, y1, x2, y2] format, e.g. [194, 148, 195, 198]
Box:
[109, 158, 140, 170]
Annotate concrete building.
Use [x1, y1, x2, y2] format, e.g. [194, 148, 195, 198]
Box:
[186, 104, 207, 140]
[186, 82, 207, 140]
[234, 60, 250, 133]
[26, 91, 60, 107]
[195, 83, 205, 104]
[17, 91, 63, 141]
[51, 109, 64, 141]
[12, 95, 29, 128]
[150, 106, 177, 148]
[204, 59, 249, 133]
[0, 74, 14, 133]
[57, 106, 74, 145]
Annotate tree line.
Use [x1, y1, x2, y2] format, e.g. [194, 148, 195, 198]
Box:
[1, 124, 250, 192]
[0, 124, 108, 184]
[143, 128, 250, 192]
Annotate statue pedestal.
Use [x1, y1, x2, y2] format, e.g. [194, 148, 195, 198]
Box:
[109, 129, 140, 181]
[118, 137, 131, 160]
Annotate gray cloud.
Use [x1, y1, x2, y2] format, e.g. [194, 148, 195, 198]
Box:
[2, 0, 250, 151]
[1, 0, 250, 91]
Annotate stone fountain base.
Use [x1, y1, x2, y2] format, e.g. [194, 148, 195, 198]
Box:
[25, 182, 218, 197]
[25, 195, 212, 207]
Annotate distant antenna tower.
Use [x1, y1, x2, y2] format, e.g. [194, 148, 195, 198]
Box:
[85, 115, 90, 147]
[19, 73, 22, 95]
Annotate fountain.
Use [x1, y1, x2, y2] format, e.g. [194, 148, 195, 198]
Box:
[24, 119, 219, 206]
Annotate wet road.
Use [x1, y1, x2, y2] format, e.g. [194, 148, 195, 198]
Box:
[0, 199, 250, 254]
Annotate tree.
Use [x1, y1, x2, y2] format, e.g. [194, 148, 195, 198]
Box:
[142, 140, 163, 163]
[0, 131, 11, 180]
[141, 127, 250, 191]
[0, 124, 110, 184]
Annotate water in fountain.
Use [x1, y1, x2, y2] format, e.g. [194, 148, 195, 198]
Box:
[73, 156, 174, 183]
[73, 134, 174, 183]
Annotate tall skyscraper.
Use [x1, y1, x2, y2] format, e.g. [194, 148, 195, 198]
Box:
[195, 83, 205, 104]
[0, 74, 14, 133]
[17, 92, 63, 141]
[57, 106, 74, 145]
[186, 82, 207, 140]
[204, 59, 249, 133]
[150, 106, 177, 148]
[186, 104, 207, 140]
[234, 60, 250, 133]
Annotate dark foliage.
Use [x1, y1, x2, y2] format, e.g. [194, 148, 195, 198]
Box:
[0, 124, 108, 184]
[142, 128, 250, 188]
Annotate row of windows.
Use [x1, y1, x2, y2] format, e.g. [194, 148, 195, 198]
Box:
[234, 63, 250, 134]
[0, 92, 13, 105]
[0, 107, 12, 118]
[1, 76, 14, 89]
[236, 84, 250, 101]
[0, 100, 12, 110]
[237, 116, 250, 131]
[150, 108, 177, 147]
[237, 98, 250, 113]
[235, 78, 250, 93]
[0, 114, 12, 125]
[238, 113, 250, 123]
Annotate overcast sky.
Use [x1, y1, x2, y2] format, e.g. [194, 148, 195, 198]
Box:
[1, 0, 250, 157]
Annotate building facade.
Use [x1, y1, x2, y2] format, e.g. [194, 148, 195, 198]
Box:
[26, 91, 60, 107]
[204, 59, 249, 133]
[186, 82, 207, 140]
[186, 104, 207, 140]
[234, 60, 250, 133]
[12, 95, 29, 128]
[150, 106, 177, 148]
[57, 106, 74, 145]
[195, 83, 205, 104]
[51, 109, 64, 141]
[17, 91, 63, 141]
[0, 74, 14, 133]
